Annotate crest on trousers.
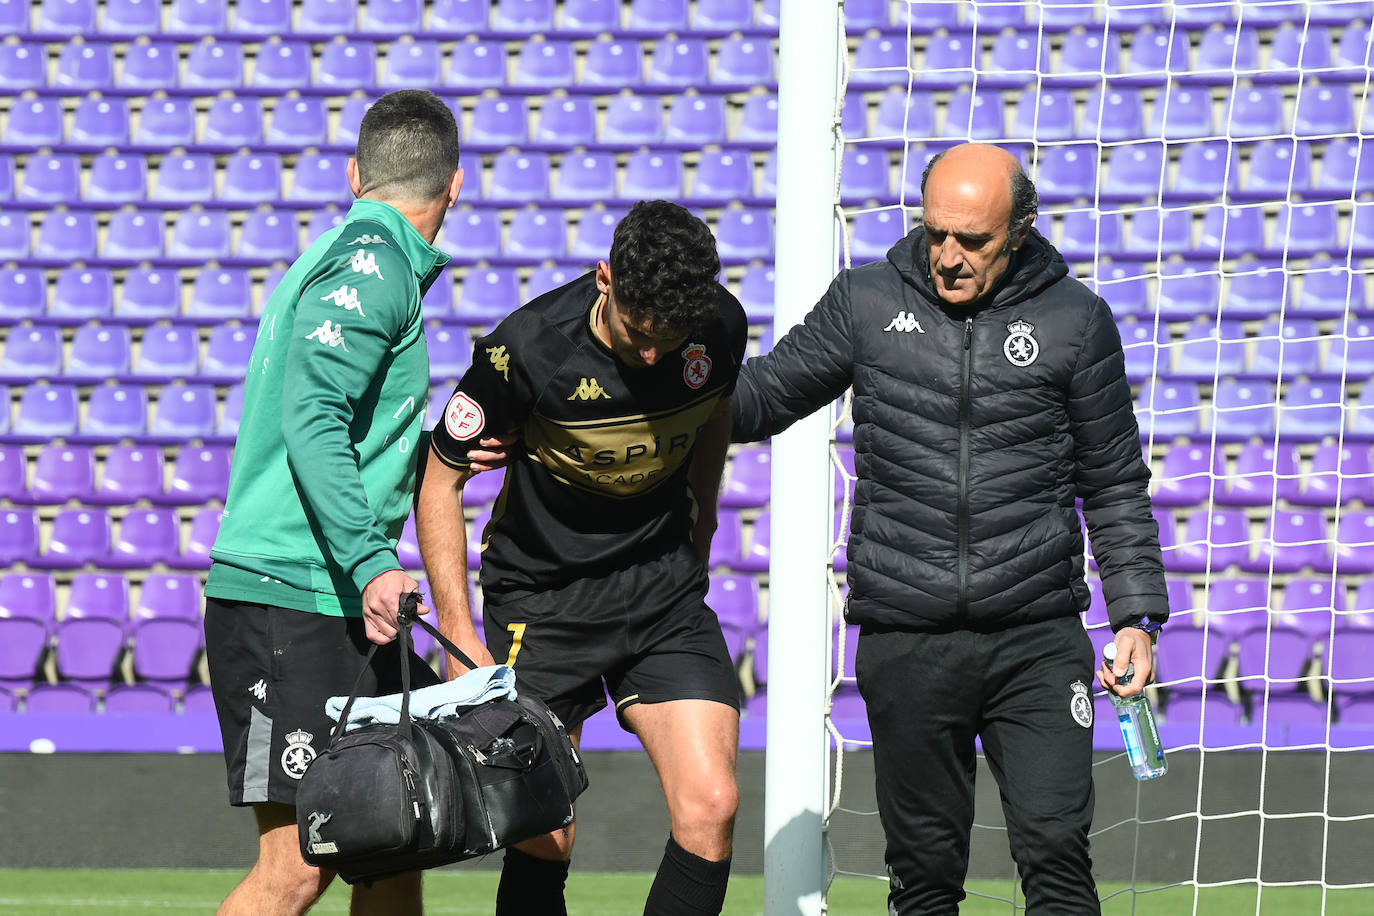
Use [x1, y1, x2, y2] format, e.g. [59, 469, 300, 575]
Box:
[1003, 319, 1039, 367]
[1070, 681, 1093, 729]
[281, 729, 317, 779]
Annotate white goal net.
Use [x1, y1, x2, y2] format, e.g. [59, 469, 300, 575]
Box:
[766, 1, 1374, 913]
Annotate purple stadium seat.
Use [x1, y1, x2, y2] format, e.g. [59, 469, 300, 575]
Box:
[1058, 29, 1123, 85]
[1102, 143, 1165, 200]
[1296, 265, 1363, 317]
[162, 445, 231, 505]
[0, 573, 57, 625]
[1330, 630, 1374, 695]
[1247, 509, 1331, 574]
[454, 269, 519, 326]
[534, 96, 597, 146]
[19, 153, 80, 205]
[131, 618, 201, 683]
[132, 324, 199, 379]
[420, 273, 454, 321]
[582, 37, 643, 87]
[840, 148, 890, 204]
[150, 384, 217, 439]
[36, 211, 97, 262]
[1218, 442, 1299, 507]
[1275, 202, 1341, 257]
[987, 29, 1045, 87]
[462, 466, 505, 508]
[26, 684, 96, 713]
[850, 208, 910, 264]
[55, 617, 124, 685]
[71, 96, 130, 146]
[1247, 317, 1321, 379]
[1190, 26, 1258, 82]
[1153, 443, 1221, 507]
[629, 0, 687, 29]
[202, 324, 254, 381]
[115, 271, 178, 322]
[1157, 625, 1226, 692]
[467, 507, 490, 569]
[67, 323, 130, 380]
[491, 0, 551, 29]
[55, 40, 114, 90]
[707, 574, 760, 633]
[1298, 445, 1374, 507]
[525, 266, 577, 301]
[1011, 88, 1075, 142]
[363, 0, 422, 30]
[561, 0, 617, 29]
[40, 0, 97, 31]
[1279, 382, 1344, 441]
[170, 0, 226, 31]
[1204, 578, 1270, 635]
[23, 445, 95, 506]
[1229, 85, 1289, 139]
[1144, 84, 1213, 141]
[219, 149, 280, 204]
[1237, 141, 1310, 201]
[0, 508, 41, 568]
[103, 210, 164, 261]
[0, 42, 45, 91]
[168, 210, 232, 260]
[736, 93, 778, 144]
[231, 0, 288, 31]
[397, 514, 422, 570]
[66, 573, 130, 623]
[1213, 379, 1276, 439]
[716, 208, 772, 261]
[1174, 145, 1239, 203]
[188, 269, 251, 320]
[250, 39, 311, 89]
[445, 39, 506, 90]
[266, 97, 327, 147]
[304, 209, 348, 244]
[570, 208, 621, 260]
[666, 95, 727, 144]
[238, 210, 298, 262]
[316, 39, 374, 89]
[505, 208, 567, 259]
[86, 153, 147, 204]
[1, 325, 62, 378]
[1335, 512, 1374, 575]
[603, 94, 664, 144]
[81, 385, 149, 440]
[488, 151, 550, 202]
[434, 208, 501, 261]
[288, 154, 349, 204]
[182, 684, 217, 714]
[91, 446, 164, 505]
[1169, 508, 1250, 574]
[1237, 620, 1317, 687]
[513, 38, 574, 88]
[714, 35, 773, 87]
[168, 507, 221, 570]
[218, 383, 244, 438]
[100, 0, 160, 29]
[5, 99, 64, 147]
[299, 0, 356, 30]
[0, 446, 23, 503]
[1125, 208, 1195, 257]
[0, 210, 28, 260]
[105, 683, 177, 714]
[0, 617, 46, 687]
[381, 39, 441, 87]
[1033, 145, 1098, 202]
[105, 508, 180, 570]
[0, 268, 45, 321]
[721, 446, 771, 509]
[623, 150, 686, 200]
[1122, 25, 1188, 83]
[694, 0, 753, 29]
[732, 510, 770, 573]
[922, 30, 980, 90]
[941, 87, 1002, 140]
[51, 269, 113, 320]
[132, 95, 193, 145]
[692, 150, 755, 205]
[135, 575, 203, 622]
[553, 152, 617, 202]
[14, 385, 79, 439]
[1222, 262, 1285, 319]
[1296, 84, 1355, 136]
[871, 90, 937, 142]
[648, 37, 708, 88]
[182, 38, 243, 90]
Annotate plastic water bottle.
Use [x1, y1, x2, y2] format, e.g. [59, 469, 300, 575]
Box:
[1103, 642, 1168, 781]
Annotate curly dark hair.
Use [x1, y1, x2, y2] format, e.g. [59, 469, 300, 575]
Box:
[608, 200, 722, 338]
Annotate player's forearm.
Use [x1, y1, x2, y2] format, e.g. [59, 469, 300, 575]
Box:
[688, 398, 734, 542]
[415, 449, 483, 650]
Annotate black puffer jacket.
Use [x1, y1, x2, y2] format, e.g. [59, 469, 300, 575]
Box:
[732, 225, 1169, 633]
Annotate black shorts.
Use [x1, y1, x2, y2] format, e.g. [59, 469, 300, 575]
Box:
[204, 597, 440, 807]
[482, 545, 741, 732]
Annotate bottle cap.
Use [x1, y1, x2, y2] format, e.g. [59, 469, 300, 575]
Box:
[1102, 642, 1118, 663]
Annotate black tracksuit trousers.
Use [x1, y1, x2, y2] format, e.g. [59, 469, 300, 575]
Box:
[855, 615, 1101, 916]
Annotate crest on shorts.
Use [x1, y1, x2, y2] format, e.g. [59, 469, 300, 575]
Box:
[281, 728, 317, 779]
[681, 343, 712, 390]
[1069, 681, 1093, 729]
[1003, 319, 1039, 367]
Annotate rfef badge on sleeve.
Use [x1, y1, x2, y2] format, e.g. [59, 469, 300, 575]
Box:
[444, 392, 485, 441]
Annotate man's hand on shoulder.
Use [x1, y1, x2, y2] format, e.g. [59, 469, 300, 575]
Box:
[466, 428, 521, 473]
[1097, 627, 1154, 698]
[361, 569, 426, 645]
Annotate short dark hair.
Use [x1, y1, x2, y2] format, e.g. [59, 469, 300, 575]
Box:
[608, 201, 722, 338]
[919, 148, 1039, 238]
[355, 90, 460, 203]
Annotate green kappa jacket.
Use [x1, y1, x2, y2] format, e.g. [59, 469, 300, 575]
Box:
[206, 199, 449, 616]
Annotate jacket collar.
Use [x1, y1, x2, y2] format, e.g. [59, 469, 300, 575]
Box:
[344, 198, 451, 292]
[888, 222, 1068, 314]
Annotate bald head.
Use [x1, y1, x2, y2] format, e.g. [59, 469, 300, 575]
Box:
[918, 144, 1038, 306]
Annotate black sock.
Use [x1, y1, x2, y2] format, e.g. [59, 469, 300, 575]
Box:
[643, 835, 732, 916]
[495, 846, 570, 916]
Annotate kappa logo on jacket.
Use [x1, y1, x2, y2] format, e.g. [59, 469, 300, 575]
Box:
[883, 311, 925, 334]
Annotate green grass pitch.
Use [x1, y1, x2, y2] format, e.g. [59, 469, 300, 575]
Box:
[0, 870, 1370, 914]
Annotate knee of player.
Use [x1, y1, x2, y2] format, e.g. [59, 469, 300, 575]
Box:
[258, 853, 335, 908]
[677, 775, 739, 829]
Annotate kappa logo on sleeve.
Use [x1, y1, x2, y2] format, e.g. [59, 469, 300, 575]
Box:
[348, 249, 384, 280]
[444, 391, 486, 441]
[320, 284, 365, 318]
[347, 233, 389, 246]
[487, 345, 511, 381]
[306, 319, 348, 350]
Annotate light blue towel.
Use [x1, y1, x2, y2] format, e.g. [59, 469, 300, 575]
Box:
[325, 664, 518, 731]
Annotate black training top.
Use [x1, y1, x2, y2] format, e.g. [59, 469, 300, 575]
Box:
[431, 271, 748, 595]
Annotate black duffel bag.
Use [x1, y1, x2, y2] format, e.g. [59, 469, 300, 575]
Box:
[296, 593, 587, 884]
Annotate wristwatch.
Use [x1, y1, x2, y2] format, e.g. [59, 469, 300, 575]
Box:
[1128, 617, 1163, 646]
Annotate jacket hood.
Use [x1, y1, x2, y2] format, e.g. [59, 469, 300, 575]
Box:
[887, 222, 1069, 312]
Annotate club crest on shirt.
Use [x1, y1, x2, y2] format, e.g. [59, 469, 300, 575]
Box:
[1003, 319, 1039, 367]
[444, 391, 485, 441]
[1070, 680, 1093, 729]
[682, 342, 712, 390]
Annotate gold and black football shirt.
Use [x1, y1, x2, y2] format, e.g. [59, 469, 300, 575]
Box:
[431, 272, 748, 594]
